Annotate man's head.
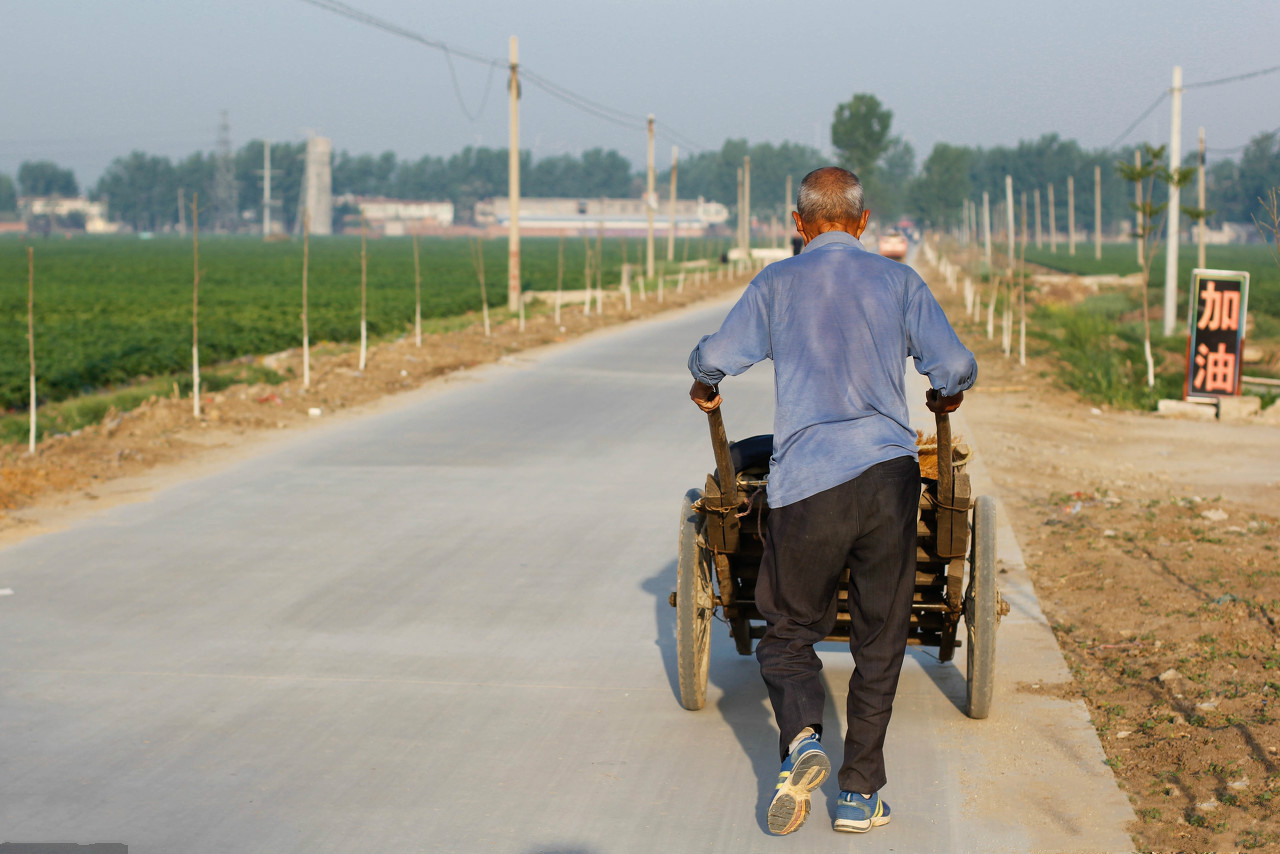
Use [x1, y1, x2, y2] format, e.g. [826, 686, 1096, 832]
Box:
[792, 166, 870, 244]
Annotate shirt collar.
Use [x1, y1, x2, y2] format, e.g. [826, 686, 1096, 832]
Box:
[800, 230, 866, 253]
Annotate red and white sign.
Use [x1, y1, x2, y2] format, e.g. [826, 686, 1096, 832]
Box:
[1186, 269, 1249, 399]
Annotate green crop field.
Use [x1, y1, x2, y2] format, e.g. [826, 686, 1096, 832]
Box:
[0, 234, 724, 411]
[1021, 243, 1280, 327]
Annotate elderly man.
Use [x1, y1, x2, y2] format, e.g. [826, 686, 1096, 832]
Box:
[687, 167, 976, 835]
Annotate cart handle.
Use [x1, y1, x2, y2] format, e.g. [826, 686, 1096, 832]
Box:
[935, 409, 954, 509]
[706, 407, 740, 510]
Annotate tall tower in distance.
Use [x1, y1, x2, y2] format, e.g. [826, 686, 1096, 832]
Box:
[212, 110, 238, 232]
[302, 136, 333, 236]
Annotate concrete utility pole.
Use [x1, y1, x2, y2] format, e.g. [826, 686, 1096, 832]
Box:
[507, 36, 521, 312]
[982, 190, 992, 269]
[1067, 175, 1076, 256]
[645, 114, 655, 279]
[257, 140, 280, 240]
[1163, 65, 1183, 337]
[177, 187, 186, 236]
[1094, 164, 1102, 261]
[263, 141, 273, 239]
[1005, 175, 1015, 269]
[1048, 184, 1057, 253]
[1198, 126, 1207, 269]
[785, 174, 793, 239]
[742, 155, 751, 258]
[1021, 191, 1028, 249]
[1135, 150, 1144, 266]
[736, 167, 744, 258]
[666, 146, 678, 262]
[1034, 188, 1042, 248]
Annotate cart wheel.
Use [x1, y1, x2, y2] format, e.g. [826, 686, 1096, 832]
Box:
[676, 487, 713, 711]
[965, 494, 998, 719]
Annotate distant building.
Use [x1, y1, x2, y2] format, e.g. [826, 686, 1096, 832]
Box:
[19, 196, 120, 233]
[300, 136, 333, 236]
[338, 195, 454, 236]
[474, 196, 729, 237]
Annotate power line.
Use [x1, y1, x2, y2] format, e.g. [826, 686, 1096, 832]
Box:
[1107, 91, 1167, 149]
[1205, 125, 1280, 155]
[1107, 62, 1280, 150]
[1185, 63, 1280, 89]
[297, 0, 708, 151]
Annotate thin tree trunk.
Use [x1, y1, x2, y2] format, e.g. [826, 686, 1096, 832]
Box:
[413, 232, 422, 347]
[555, 234, 563, 326]
[302, 210, 311, 388]
[27, 246, 36, 454]
[191, 193, 201, 418]
[359, 214, 368, 371]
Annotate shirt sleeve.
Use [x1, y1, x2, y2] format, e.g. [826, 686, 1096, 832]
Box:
[688, 279, 772, 386]
[904, 270, 978, 397]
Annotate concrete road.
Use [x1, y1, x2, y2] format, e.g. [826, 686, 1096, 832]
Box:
[0, 292, 1134, 853]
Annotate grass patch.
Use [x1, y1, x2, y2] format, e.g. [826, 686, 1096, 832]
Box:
[0, 363, 286, 444]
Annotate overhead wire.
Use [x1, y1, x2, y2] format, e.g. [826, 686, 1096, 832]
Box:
[297, 0, 708, 151]
[1108, 62, 1280, 150]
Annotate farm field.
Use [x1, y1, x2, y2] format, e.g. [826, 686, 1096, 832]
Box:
[1023, 243, 1280, 329]
[0, 234, 724, 412]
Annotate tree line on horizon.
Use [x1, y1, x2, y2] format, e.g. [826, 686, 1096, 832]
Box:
[1, 92, 1276, 236]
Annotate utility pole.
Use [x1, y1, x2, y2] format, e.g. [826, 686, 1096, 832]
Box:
[785, 174, 793, 221]
[742, 155, 751, 260]
[263, 141, 273, 238]
[177, 187, 186, 236]
[1048, 184, 1057, 253]
[1197, 126, 1207, 268]
[1067, 175, 1076, 256]
[1163, 65, 1183, 337]
[1094, 164, 1103, 260]
[507, 36, 521, 312]
[736, 167, 744, 260]
[1020, 191, 1028, 250]
[666, 146, 678, 262]
[256, 140, 281, 240]
[982, 190, 992, 269]
[645, 114, 655, 279]
[1135, 150, 1144, 266]
[1034, 187, 1042, 248]
[1005, 175, 1015, 270]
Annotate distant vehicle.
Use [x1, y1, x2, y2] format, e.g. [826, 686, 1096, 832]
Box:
[878, 231, 908, 260]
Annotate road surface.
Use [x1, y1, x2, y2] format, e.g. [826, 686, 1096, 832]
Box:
[0, 290, 1135, 853]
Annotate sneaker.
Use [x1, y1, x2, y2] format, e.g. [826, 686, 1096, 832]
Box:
[766, 733, 830, 835]
[833, 790, 891, 833]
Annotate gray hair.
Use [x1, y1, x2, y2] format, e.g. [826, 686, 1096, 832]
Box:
[796, 167, 864, 224]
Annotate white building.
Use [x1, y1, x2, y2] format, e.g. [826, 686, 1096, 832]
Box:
[474, 196, 729, 237]
[338, 195, 454, 235]
[19, 196, 120, 233]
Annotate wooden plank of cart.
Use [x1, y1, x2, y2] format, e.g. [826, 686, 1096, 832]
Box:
[670, 406, 1008, 718]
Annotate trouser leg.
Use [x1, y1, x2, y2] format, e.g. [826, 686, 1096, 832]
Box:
[755, 479, 858, 760]
[839, 455, 921, 794]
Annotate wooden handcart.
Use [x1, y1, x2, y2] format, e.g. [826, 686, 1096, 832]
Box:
[670, 407, 1007, 719]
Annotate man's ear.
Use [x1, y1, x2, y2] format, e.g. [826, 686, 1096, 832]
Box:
[853, 210, 871, 238]
[792, 210, 811, 245]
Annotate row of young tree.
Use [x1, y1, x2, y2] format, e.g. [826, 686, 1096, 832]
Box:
[2, 91, 1277, 234]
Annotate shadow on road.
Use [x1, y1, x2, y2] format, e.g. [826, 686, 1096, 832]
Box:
[640, 560, 780, 835]
[910, 645, 968, 715]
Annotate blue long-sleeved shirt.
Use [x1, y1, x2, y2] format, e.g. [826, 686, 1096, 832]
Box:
[688, 231, 977, 508]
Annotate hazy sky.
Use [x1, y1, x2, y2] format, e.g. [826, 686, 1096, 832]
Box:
[4, 0, 1279, 189]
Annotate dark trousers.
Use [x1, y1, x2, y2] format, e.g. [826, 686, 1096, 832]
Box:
[755, 455, 920, 795]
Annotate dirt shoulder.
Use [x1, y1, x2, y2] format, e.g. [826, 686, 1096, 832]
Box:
[926, 252, 1280, 853]
[0, 274, 747, 548]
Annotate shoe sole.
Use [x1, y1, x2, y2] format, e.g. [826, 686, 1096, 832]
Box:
[767, 751, 831, 835]
[833, 813, 891, 833]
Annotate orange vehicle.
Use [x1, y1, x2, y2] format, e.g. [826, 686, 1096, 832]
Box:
[877, 231, 908, 260]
